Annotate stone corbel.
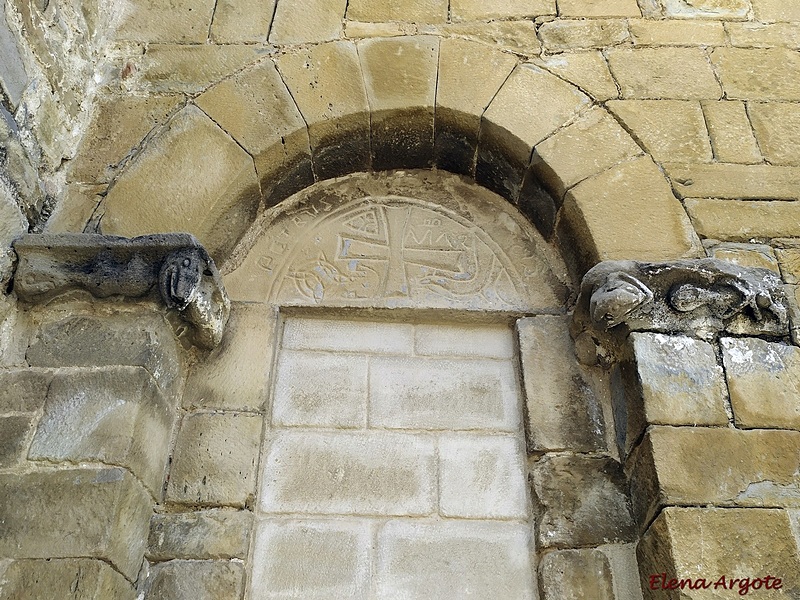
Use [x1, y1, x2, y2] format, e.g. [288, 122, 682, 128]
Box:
[572, 259, 789, 366]
[11, 233, 230, 349]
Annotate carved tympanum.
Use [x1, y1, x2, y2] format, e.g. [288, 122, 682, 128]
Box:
[12, 233, 230, 349]
[573, 259, 789, 364]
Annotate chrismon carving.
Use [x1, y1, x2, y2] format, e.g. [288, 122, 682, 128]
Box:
[223, 171, 571, 311]
[12, 233, 230, 348]
[574, 259, 789, 354]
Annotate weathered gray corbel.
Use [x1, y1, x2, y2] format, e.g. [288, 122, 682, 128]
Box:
[572, 259, 789, 366]
[11, 233, 230, 349]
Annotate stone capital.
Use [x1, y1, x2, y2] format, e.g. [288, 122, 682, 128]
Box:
[11, 233, 230, 349]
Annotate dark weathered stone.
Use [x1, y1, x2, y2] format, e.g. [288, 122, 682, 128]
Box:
[143, 560, 244, 600]
[0, 368, 52, 412]
[0, 467, 152, 580]
[12, 233, 230, 348]
[147, 509, 252, 561]
[531, 454, 635, 549]
[539, 549, 615, 600]
[0, 558, 136, 600]
[0, 415, 32, 468]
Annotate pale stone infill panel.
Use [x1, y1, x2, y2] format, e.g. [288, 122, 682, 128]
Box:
[183, 303, 276, 412]
[375, 520, 535, 599]
[273, 350, 368, 428]
[210, 0, 275, 42]
[539, 549, 615, 600]
[638, 508, 800, 600]
[144, 560, 244, 600]
[269, 0, 346, 44]
[369, 356, 519, 431]
[115, 0, 215, 42]
[147, 509, 252, 561]
[629, 427, 800, 528]
[414, 323, 514, 359]
[100, 105, 261, 261]
[721, 338, 800, 430]
[607, 100, 713, 163]
[0, 467, 151, 581]
[561, 156, 702, 264]
[630, 333, 729, 427]
[531, 106, 643, 199]
[439, 434, 528, 520]
[250, 519, 371, 599]
[0, 559, 135, 600]
[517, 315, 606, 452]
[701, 100, 762, 164]
[450, 0, 555, 20]
[282, 318, 414, 354]
[167, 412, 262, 507]
[260, 430, 436, 516]
[606, 48, 722, 100]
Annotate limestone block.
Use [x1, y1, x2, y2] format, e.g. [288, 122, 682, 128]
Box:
[686, 199, 800, 241]
[629, 19, 726, 45]
[28, 367, 173, 497]
[358, 36, 439, 170]
[347, 0, 448, 22]
[210, 0, 274, 42]
[375, 520, 535, 599]
[517, 316, 605, 452]
[539, 19, 629, 51]
[726, 22, 800, 49]
[538, 52, 619, 101]
[260, 430, 436, 516]
[369, 356, 519, 431]
[0, 0, 29, 109]
[0, 369, 51, 412]
[638, 508, 800, 600]
[558, 0, 641, 16]
[167, 412, 262, 507]
[136, 45, 265, 94]
[147, 509, 252, 561]
[283, 318, 414, 354]
[26, 312, 181, 392]
[749, 103, 800, 166]
[439, 434, 527, 520]
[424, 21, 542, 56]
[0, 186, 27, 286]
[607, 48, 721, 99]
[632, 333, 728, 426]
[269, 0, 346, 44]
[531, 454, 635, 549]
[67, 96, 180, 184]
[195, 60, 312, 207]
[560, 156, 701, 265]
[0, 415, 32, 468]
[479, 64, 590, 201]
[450, 0, 555, 20]
[414, 323, 514, 359]
[707, 242, 779, 272]
[531, 107, 643, 199]
[276, 42, 370, 179]
[539, 549, 615, 600]
[663, 0, 749, 18]
[345, 21, 414, 37]
[752, 0, 800, 22]
[712, 48, 800, 101]
[0, 467, 151, 580]
[273, 350, 368, 428]
[607, 100, 712, 162]
[434, 38, 518, 174]
[629, 427, 800, 527]
[100, 105, 261, 261]
[0, 559, 135, 600]
[250, 519, 371, 599]
[777, 248, 800, 283]
[701, 100, 762, 164]
[43, 184, 104, 233]
[115, 0, 215, 42]
[183, 303, 274, 411]
[144, 560, 243, 600]
[722, 338, 800, 429]
[668, 163, 800, 200]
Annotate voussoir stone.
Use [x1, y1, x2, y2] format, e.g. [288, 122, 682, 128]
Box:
[531, 454, 635, 549]
[722, 338, 800, 430]
[147, 509, 252, 561]
[0, 467, 151, 581]
[537, 51, 619, 101]
[101, 105, 261, 261]
[539, 549, 615, 600]
[0, 559, 135, 600]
